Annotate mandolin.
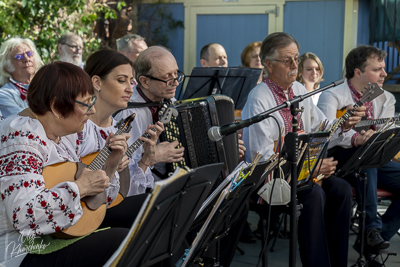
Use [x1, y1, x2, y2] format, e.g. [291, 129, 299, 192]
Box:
[42, 113, 136, 238]
[107, 104, 178, 208]
[331, 83, 384, 137]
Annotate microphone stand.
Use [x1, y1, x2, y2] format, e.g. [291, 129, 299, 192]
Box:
[207, 79, 344, 266]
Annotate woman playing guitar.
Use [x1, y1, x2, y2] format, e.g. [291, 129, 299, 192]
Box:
[83, 50, 163, 200]
[0, 62, 142, 266]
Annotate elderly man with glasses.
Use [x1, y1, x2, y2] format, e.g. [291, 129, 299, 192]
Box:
[242, 32, 366, 267]
[116, 34, 148, 86]
[114, 46, 185, 180]
[57, 32, 84, 68]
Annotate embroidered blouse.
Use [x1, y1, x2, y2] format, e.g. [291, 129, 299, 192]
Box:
[79, 119, 153, 197]
[0, 115, 117, 265]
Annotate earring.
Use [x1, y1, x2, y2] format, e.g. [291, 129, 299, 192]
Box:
[55, 115, 60, 120]
[95, 87, 100, 92]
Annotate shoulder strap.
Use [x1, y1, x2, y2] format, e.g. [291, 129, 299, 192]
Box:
[112, 99, 172, 118]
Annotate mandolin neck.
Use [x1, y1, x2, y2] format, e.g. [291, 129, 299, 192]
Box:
[126, 127, 156, 158]
[87, 128, 125, 170]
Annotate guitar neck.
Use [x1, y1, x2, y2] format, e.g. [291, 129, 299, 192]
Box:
[126, 127, 156, 158]
[333, 100, 363, 131]
[356, 117, 400, 127]
[87, 128, 125, 170]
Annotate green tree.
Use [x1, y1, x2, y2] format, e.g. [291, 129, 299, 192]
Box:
[0, 0, 118, 63]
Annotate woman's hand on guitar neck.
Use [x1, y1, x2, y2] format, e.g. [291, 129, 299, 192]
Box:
[75, 168, 111, 198]
[343, 105, 366, 129]
[104, 133, 129, 179]
[117, 156, 130, 172]
[139, 122, 164, 171]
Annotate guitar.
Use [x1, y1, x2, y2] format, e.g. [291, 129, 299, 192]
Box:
[354, 116, 400, 132]
[330, 83, 384, 137]
[42, 113, 136, 238]
[108, 104, 178, 208]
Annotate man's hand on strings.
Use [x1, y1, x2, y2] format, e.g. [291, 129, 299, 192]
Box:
[355, 129, 376, 147]
[343, 105, 366, 129]
[313, 157, 338, 179]
[153, 140, 184, 164]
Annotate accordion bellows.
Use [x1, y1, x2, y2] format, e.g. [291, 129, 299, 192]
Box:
[161, 95, 239, 175]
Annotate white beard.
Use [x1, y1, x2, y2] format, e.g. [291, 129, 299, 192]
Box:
[59, 46, 82, 66]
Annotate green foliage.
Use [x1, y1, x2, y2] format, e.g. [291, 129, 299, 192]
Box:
[0, 0, 120, 63]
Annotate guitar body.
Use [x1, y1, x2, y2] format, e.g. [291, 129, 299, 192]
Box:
[81, 152, 125, 208]
[42, 162, 106, 239]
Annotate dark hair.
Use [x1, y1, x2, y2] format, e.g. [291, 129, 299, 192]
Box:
[85, 49, 133, 79]
[260, 32, 299, 75]
[345, 45, 387, 79]
[28, 62, 93, 117]
[200, 43, 219, 61]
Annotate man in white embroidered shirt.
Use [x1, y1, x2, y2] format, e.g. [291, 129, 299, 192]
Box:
[242, 32, 365, 267]
[318, 45, 400, 254]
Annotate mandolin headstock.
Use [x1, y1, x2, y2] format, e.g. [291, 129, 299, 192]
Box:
[115, 113, 136, 134]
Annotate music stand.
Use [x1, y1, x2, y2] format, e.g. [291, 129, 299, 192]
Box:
[105, 163, 224, 267]
[178, 160, 276, 267]
[179, 67, 262, 110]
[279, 131, 330, 190]
[335, 127, 400, 267]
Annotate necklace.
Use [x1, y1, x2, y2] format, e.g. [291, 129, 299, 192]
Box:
[30, 108, 61, 143]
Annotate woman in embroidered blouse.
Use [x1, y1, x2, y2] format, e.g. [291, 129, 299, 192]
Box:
[296, 52, 324, 105]
[83, 49, 163, 197]
[0, 37, 44, 118]
[0, 62, 134, 266]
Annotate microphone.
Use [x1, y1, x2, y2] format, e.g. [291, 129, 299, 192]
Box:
[208, 120, 253, 142]
[207, 78, 345, 142]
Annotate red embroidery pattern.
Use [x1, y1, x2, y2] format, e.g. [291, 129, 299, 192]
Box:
[0, 151, 43, 176]
[263, 77, 304, 135]
[25, 202, 40, 234]
[100, 130, 108, 140]
[1, 130, 47, 145]
[348, 80, 375, 130]
[2, 179, 42, 199]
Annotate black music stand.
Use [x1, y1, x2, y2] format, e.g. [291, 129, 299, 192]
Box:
[105, 163, 224, 267]
[177, 161, 275, 267]
[335, 127, 400, 267]
[178, 67, 262, 109]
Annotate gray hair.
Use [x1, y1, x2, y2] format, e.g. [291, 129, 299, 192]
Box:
[0, 37, 44, 86]
[58, 32, 82, 45]
[116, 34, 145, 52]
[135, 46, 170, 87]
[260, 32, 299, 76]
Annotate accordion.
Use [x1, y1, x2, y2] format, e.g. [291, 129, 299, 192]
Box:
[160, 95, 239, 175]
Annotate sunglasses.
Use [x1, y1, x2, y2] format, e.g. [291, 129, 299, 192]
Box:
[14, 51, 34, 60]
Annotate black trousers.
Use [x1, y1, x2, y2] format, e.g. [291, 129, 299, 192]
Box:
[21, 193, 147, 267]
[297, 176, 353, 267]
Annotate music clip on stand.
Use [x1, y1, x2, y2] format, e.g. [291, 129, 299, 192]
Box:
[177, 161, 274, 267]
[335, 127, 400, 267]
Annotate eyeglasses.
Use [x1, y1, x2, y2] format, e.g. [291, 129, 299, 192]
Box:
[14, 51, 34, 60]
[75, 95, 97, 115]
[145, 71, 185, 87]
[272, 57, 299, 66]
[63, 43, 83, 52]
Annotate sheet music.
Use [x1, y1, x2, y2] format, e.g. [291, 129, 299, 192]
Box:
[196, 161, 248, 219]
